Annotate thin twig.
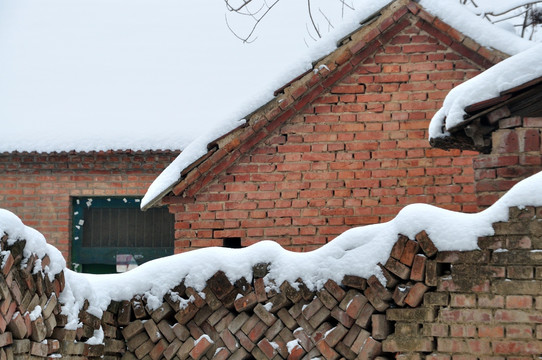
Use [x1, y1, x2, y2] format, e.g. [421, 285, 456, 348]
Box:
[307, 0, 321, 38]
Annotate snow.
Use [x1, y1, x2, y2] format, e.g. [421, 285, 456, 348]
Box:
[420, 0, 535, 55]
[429, 44, 542, 139]
[140, 118, 245, 209]
[0, 209, 65, 279]
[29, 305, 42, 321]
[287, 339, 301, 354]
[469, 0, 541, 18]
[86, 327, 104, 345]
[194, 334, 213, 346]
[0, 170, 535, 331]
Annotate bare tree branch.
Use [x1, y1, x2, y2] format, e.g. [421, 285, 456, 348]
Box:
[307, 0, 322, 39]
[223, 0, 542, 43]
[319, 8, 335, 31]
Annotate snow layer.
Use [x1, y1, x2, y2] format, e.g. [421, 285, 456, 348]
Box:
[474, 0, 540, 16]
[0, 209, 65, 278]
[57, 170, 542, 329]
[420, 0, 535, 55]
[429, 43, 542, 139]
[140, 118, 246, 208]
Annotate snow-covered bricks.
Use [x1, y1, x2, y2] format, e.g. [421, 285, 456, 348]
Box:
[2, 172, 542, 358]
[143, 0, 513, 252]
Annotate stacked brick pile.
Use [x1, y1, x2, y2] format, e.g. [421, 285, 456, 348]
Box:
[0, 234, 65, 358]
[1, 204, 542, 359]
[99, 228, 439, 360]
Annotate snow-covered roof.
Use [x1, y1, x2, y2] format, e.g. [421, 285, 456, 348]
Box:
[3, 169, 542, 330]
[429, 43, 542, 141]
[0, 0, 393, 153]
[0, 0, 534, 155]
[141, 0, 535, 210]
[418, 0, 534, 55]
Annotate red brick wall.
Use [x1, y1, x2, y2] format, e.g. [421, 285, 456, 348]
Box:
[166, 17, 485, 253]
[475, 117, 542, 208]
[0, 150, 179, 262]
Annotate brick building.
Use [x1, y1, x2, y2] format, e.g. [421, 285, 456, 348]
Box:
[0, 150, 179, 272]
[143, 0, 511, 253]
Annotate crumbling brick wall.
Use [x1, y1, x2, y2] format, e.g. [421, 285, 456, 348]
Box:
[1, 204, 541, 359]
[0, 150, 179, 260]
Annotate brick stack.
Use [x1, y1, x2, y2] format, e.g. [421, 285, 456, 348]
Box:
[2, 204, 542, 359]
[81, 229, 442, 360]
[0, 234, 65, 359]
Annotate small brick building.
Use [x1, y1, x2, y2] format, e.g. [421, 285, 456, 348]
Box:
[0, 150, 179, 271]
[144, 0, 510, 253]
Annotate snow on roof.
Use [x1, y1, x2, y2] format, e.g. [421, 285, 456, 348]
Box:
[142, 0, 535, 209]
[419, 0, 535, 55]
[1, 0, 532, 155]
[3, 170, 542, 330]
[0, 0, 393, 153]
[429, 43, 542, 140]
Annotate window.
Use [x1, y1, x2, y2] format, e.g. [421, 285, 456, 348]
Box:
[71, 197, 174, 273]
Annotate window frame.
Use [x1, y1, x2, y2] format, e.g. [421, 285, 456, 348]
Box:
[71, 196, 174, 273]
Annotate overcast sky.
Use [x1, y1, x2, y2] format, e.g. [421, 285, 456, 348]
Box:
[0, 0, 378, 152]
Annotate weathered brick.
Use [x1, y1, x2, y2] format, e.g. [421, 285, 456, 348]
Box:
[176, 337, 195, 360]
[356, 302, 376, 328]
[382, 336, 434, 352]
[331, 306, 355, 328]
[172, 323, 190, 341]
[189, 335, 213, 360]
[234, 292, 258, 312]
[341, 275, 367, 290]
[400, 239, 420, 266]
[344, 293, 367, 320]
[324, 279, 346, 301]
[371, 314, 391, 340]
[127, 332, 150, 352]
[122, 320, 145, 340]
[410, 255, 426, 282]
[364, 286, 389, 312]
[174, 302, 198, 325]
[415, 230, 438, 257]
[7, 312, 26, 339]
[323, 324, 348, 347]
[315, 339, 340, 360]
[228, 312, 250, 334]
[404, 282, 429, 307]
[30, 341, 49, 357]
[385, 258, 411, 280]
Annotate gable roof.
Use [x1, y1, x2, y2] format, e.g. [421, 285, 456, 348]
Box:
[141, 0, 525, 210]
[429, 44, 542, 152]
